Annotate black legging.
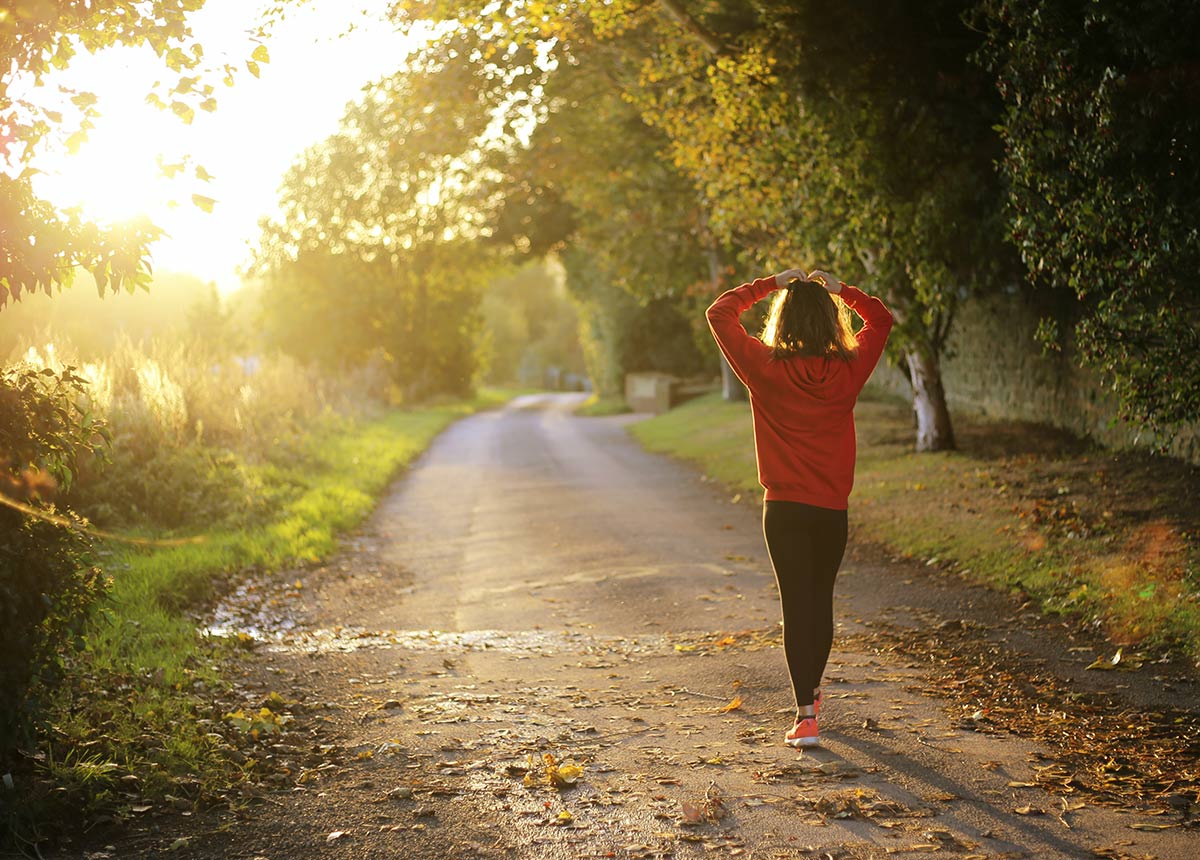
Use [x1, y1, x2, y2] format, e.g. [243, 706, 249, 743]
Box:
[762, 500, 849, 711]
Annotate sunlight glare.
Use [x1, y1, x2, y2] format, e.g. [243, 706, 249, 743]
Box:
[23, 0, 425, 294]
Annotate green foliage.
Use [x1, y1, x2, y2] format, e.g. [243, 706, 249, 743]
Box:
[0, 363, 108, 489]
[480, 260, 585, 386]
[974, 0, 1200, 436]
[629, 2, 1012, 416]
[13, 333, 386, 531]
[564, 249, 710, 397]
[0, 365, 109, 764]
[388, 0, 1014, 448]
[253, 60, 505, 399]
[399, 20, 720, 391]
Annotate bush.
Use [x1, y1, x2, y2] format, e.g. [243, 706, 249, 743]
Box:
[0, 366, 109, 763]
[11, 336, 388, 531]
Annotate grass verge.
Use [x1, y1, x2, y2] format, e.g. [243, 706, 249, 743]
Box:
[6, 389, 519, 845]
[574, 393, 632, 417]
[630, 391, 1200, 660]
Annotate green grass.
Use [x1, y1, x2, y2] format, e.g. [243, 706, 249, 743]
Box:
[15, 389, 520, 838]
[632, 391, 1200, 659]
[574, 392, 632, 416]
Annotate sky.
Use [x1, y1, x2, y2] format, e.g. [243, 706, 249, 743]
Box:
[28, 0, 427, 294]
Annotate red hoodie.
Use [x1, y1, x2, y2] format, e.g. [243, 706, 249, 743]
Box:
[706, 276, 894, 510]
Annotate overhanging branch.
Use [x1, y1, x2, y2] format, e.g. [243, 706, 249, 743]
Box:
[657, 0, 725, 56]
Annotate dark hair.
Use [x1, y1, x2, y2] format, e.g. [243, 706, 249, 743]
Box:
[760, 278, 857, 361]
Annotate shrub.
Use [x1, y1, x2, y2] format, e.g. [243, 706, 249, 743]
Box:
[0, 366, 109, 763]
[12, 336, 387, 531]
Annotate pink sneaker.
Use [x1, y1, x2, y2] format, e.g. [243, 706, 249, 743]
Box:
[785, 717, 819, 748]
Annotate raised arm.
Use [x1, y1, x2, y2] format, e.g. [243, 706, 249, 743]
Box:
[705, 269, 803, 388]
[840, 283, 894, 390]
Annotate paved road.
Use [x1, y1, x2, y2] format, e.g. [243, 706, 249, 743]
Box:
[112, 394, 1200, 859]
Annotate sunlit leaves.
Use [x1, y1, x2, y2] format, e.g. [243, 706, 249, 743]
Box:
[191, 194, 216, 213]
[170, 100, 195, 124]
[223, 706, 292, 740]
[0, 1, 263, 302]
[251, 54, 502, 398]
[521, 752, 584, 789]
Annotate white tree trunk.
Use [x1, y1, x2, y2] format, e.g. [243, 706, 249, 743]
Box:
[720, 357, 747, 402]
[705, 239, 747, 403]
[905, 348, 956, 452]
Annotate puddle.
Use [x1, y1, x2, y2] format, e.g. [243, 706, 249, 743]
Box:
[203, 563, 670, 657]
[210, 604, 672, 657]
[204, 576, 305, 642]
[226, 625, 668, 656]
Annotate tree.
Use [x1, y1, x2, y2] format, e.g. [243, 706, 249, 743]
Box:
[479, 259, 584, 386]
[388, 1, 1015, 450]
[974, 0, 1200, 438]
[367, 17, 718, 397]
[604, 0, 1011, 450]
[505, 43, 716, 395]
[252, 56, 507, 398]
[0, 1, 265, 306]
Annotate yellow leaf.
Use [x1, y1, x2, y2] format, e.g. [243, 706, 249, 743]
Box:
[549, 761, 583, 787]
[252, 44, 270, 64]
[1086, 647, 1123, 671]
[192, 194, 216, 213]
[170, 101, 195, 124]
[720, 696, 742, 713]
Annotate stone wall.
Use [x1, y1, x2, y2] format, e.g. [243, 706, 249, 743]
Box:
[867, 288, 1199, 463]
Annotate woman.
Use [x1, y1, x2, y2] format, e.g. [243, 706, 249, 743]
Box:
[706, 267, 894, 747]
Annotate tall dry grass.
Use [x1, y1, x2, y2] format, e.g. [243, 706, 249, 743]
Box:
[10, 333, 391, 530]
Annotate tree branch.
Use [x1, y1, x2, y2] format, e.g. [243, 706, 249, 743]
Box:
[657, 0, 725, 56]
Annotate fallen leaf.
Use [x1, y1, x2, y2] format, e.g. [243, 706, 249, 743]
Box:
[720, 696, 743, 713]
[326, 830, 349, 842]
[1086, 648, 1123, 671]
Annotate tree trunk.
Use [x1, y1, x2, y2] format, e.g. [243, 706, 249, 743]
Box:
[720, 358, 746, 402]
[905, 347, 955, 452]
[706, 239, 747, 403]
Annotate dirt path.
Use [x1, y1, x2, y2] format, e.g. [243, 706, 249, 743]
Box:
[80, 394, 1199, 859]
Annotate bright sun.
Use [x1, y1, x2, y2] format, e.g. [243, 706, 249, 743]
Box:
[24, 0, 425, 292]
[28, 44, 208, 230]
[40, 133, 182, 226]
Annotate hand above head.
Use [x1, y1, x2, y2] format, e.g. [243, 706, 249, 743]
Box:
[807, 270, 842, 294]
[774, 268, 808, 288]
